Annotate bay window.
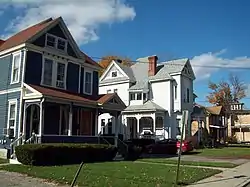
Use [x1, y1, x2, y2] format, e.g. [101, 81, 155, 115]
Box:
[42, 57, 66, 89]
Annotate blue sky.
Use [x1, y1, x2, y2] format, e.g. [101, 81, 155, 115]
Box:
[1, 0, 250, 107]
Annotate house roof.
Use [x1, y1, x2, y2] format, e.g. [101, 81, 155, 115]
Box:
[28, 84, 97, 105]
[0, 17, 100, 68]
[97, 93, 116, 104]
[0, 18, 57, 52]
[123, 100, 166, 112]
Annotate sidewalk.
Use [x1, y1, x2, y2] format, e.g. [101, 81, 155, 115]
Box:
[187, 162, 250, 187]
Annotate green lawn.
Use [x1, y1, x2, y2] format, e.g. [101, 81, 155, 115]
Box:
[0, 162, 221, 187]
[139, 158, 238, 168]
[196, 147, 250, 158]
[0, 158, 8, 164]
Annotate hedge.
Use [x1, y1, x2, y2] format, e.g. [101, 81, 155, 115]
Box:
[15, 143, 117, 166]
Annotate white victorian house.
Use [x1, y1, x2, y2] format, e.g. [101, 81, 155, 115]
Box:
[98, 55, 196, 140]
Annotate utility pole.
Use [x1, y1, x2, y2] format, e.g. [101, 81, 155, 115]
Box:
[175, 110, 189, 187]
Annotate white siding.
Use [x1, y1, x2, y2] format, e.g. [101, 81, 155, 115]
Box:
[101, 64, 127, 81]
[99, 82, 130, 106]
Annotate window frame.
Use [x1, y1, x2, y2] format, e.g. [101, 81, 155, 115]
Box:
[83, 70, 93, 95]
[174, 85, 177, 100]
[45, 33, 68, 53]
[7, 99, 17, 138]
[187, 88, 190, 103]
[41, 56, 67, 89]
[10, 52, 21, 84]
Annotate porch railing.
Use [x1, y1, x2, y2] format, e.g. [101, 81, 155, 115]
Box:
[10, 133, 25, 159]
[25, 132, 38, 144]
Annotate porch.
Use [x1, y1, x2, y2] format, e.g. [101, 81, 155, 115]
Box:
[20, 84, 126, 144]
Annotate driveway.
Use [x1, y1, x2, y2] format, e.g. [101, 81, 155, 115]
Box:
[0, 170, 68, 187]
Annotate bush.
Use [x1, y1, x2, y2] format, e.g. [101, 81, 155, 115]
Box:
[15, 143, 117, 166]
[123, 145, 142, 161]
[126, 138, 155, 153]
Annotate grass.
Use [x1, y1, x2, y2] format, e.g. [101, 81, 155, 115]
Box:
[0, 161, 221, 187]
[139, 158, 238, 168]
[0, 158, 8, 164]
[195, 147, 250, 158]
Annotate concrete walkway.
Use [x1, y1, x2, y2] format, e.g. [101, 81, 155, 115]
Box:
[188, 161, 250, 187]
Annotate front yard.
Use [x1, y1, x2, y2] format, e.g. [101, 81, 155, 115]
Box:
[0, 162, 221, 187]
[0, 158, 8, 164]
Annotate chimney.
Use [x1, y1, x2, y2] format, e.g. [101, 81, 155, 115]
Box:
[148, 55, 158, 76]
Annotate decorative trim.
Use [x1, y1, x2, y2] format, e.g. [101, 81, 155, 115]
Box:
[0, 87, 21, 95]
[0, 44, 26, 56]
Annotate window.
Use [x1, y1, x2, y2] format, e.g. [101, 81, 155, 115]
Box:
[43, 58, 53, 86]
[107, 89, 111, 93]
[84, 71, 92, 94]
[114, 89, 118, 93]
[7, 100, 17, 137]
[57, 38, 67, 51]
[130, 93, 135, 100]
[137, 93, 142, 100]
[187, 88, 190, 103]
[45, 34, 68, 52]
[174, 85, 177, 100]
[143, 93, 147, 101]
[11, 53, 21, 84]
[56, 62, 66, 88]
[46, 34, 56, 47]
[111, 71, 117, 77]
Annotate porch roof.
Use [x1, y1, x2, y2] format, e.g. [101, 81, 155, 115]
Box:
[122, 100, 166, 113]
[28, 84, 97, 105]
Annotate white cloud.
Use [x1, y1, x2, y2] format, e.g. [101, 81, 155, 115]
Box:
[191, 49, 250, 81]
[0, 0, 136, 45]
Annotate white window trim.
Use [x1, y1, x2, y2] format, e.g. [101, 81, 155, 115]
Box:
[10, 52, 21, 84]
[41, 56, 67, 90]
[7, 99, 18, 137]
[45, 33, 68, 53]
[83, 70, 93, 95]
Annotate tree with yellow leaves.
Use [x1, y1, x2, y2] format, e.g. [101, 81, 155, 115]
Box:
[207, 74, 246, 109]
[98, 55, 133, 77]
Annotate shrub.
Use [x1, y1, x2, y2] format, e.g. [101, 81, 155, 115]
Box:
[123, 144, 142, 161]
[125, 138, 155, 153]
[15, 143, 117, 166]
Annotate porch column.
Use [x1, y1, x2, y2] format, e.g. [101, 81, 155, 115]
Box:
[152, 113, 156, 134]
[95, 109, 98, 136]
[39, 100, 44, 137]
[114, 112, 119, 147]
[22, 102, 27, 142]
[68, 104, 73, 136]
[136, 116, 140, 138]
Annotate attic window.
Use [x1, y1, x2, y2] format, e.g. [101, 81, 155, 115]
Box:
[111, 71, 117, 77]
[45, 33, 68, 52]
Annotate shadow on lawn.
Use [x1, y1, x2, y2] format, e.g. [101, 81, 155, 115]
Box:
[140, 151, 201, 159]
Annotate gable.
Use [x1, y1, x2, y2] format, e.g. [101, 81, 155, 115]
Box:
[100, 61, 129, 83]
[182, 60, 195, 80]
[23, 83, 42, 99]
[32, 23, 78, 58]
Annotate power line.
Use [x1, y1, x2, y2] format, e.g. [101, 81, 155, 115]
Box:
[90, 56, 250, 69]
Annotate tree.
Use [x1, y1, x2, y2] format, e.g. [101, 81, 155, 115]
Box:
[98, 55, 133, 77]
[207, 74, 247, 108]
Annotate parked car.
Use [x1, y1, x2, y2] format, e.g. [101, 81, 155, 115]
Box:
[145, 139, 178, 154]
[145, 139, 194, 154]
[176, 140, 194, 154]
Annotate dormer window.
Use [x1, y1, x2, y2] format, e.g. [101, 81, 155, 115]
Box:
[130, 93, 135, 100]
[45, 33, 68, 52]
[111, 71, 117, 77]
[137, 93, 142, 100]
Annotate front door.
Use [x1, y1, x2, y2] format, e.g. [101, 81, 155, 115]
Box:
[29, 104, 40, 136]
[79, 109, 93, 135]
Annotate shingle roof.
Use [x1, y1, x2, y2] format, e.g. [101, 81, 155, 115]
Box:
[205, 106, 223, 115]
[28, 84, 97, 105]
[0, 18, 57, 52]
[123, 100, 166, 112]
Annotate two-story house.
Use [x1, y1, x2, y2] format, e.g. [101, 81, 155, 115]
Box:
[0, 17, 126, 158]
[98, 55, 195, 140]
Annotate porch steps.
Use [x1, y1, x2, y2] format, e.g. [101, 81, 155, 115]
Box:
[9, 158, 21, 165]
